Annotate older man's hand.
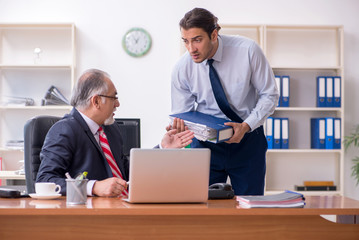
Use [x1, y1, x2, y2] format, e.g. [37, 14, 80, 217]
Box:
[161, 129, 194, 148]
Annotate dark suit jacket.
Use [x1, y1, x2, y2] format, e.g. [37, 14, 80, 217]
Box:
[36, 108, 129, 195]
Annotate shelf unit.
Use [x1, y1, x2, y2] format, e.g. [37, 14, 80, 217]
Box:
[265, 25, 344, 196]
[0, 23, 75, 177]
[181, 24, 344, 195]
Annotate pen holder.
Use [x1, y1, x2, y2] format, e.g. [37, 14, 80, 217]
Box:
[66, 179, 88, 205]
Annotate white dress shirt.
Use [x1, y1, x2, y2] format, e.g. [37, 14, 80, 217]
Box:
[171, 35, 279, 131]
[78, 110, 100, 196]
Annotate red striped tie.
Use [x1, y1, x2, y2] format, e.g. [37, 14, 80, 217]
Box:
[98, 127, 128, 197]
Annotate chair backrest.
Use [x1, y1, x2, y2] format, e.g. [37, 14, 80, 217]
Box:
[24, 116, 61, 194]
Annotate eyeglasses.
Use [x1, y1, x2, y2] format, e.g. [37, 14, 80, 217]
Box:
[98, 94, 118, 100]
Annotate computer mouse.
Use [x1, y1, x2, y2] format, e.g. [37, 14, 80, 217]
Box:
[209, 183, 232, 191]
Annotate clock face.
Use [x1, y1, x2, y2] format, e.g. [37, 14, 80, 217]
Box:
[122, 28, 152, 57]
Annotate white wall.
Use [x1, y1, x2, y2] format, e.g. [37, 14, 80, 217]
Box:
[1, 0, 359, 200]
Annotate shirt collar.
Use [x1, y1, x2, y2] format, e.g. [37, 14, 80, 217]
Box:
[77, 109, 100, 135]
[205, 35, 223, 65]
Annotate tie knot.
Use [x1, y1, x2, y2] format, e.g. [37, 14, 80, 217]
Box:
[208, 59, 214, 66]
[98, 126, 103, 133]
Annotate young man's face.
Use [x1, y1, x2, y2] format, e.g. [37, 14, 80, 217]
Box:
[181, 27, 218, 63]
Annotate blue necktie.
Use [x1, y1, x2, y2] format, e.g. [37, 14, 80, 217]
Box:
[208, 59, 243, 123]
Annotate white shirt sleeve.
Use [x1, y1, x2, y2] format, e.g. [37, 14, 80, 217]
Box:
[87, 180, 96, 196]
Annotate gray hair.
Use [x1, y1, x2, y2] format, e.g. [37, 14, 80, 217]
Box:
[70, 69, 110, 109]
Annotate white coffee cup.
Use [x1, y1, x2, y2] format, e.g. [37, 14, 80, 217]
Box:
[35, 182, 61, 195]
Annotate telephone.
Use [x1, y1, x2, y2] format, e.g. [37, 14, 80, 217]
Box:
[208, 183, 235, 199]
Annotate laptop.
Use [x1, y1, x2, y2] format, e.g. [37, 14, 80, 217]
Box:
[124, 148, 211, 203]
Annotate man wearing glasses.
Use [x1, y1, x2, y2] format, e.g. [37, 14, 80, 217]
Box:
[37, 69, 194, 197]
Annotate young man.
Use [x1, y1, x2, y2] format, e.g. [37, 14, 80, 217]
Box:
[37, 69, 194, 197]
[171, 8, 279, 195]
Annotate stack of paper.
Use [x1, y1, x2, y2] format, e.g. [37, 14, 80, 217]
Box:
[237, 190, 305, 208]
[42, 85, 70, 106]
[169, 111, 233, 143]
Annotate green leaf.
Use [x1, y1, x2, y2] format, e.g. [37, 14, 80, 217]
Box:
[345, 125, 359, 186]
[351, 157, 359, 186]
[344, 125, 359, 151]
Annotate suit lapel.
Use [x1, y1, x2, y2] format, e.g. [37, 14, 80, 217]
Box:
[71, 108, 101, 151]
[71, 108, 112, 177]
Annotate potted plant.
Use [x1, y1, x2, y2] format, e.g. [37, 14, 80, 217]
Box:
[344, 125, 359, 185]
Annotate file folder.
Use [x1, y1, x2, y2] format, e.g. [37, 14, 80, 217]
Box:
[281, 76, 290, 107]
[281, 118, 289, 149]
[326, 77, 334, 107]
[317, 77, 326, 107]
[169, 111, 233, 143]
[275, 76, 281, 107]
[333, 76, 341, 108]
[325, 117, 334, 149]
[265, 117, 274, 149]
[333, 118, 341, 149]
[311, 118, 325, 149]
[273, 118, 281, 149]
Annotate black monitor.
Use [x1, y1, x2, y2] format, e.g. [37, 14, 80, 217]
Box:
[115, 118, 141, 157]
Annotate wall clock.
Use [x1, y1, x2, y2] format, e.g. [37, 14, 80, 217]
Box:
[122, 27, 152, 57]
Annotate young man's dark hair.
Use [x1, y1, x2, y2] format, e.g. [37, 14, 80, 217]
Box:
[179, 8, 221, 38]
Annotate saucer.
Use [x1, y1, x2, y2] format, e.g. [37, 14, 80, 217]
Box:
[29, 193, 61, 200]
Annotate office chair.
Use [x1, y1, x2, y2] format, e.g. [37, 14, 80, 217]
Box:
[24, 116, 61, 194]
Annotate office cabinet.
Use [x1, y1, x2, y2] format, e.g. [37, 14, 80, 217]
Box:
[0, 24, 75, 175]
[265, 25, 344, 195]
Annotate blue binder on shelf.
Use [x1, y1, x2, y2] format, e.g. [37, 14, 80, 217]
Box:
[325, 117, 334, 149]
[317, 76, 326, 107]
[333, 76, 341, 108]
[275, 76, 281, 107]
[326, 77, 334, 107]
[281, 118, 289, 149]
[273, 118, 281, 149]
[333, 118, 341, 149]
[265, 117, 274, 149]
[310, 118, 326, 149]
[281, 76, 290, 107]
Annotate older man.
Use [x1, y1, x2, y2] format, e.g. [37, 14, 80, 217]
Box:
[37, 69, 194, 197]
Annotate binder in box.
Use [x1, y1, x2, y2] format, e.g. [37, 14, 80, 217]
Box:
[311, 118, 325, 149]
[281, 118, 289, 149]
[275, 76, 281, 107]
[265, 117, 274, 149]
[325, 117, 334, 149]
[273, 118, 281, 149]
[281, 76, 290, 107]
[333, 76, 341, 108]
[317, 77, 326, 107]
[326, 77, 334, 107]
[333, 118, 341, 149]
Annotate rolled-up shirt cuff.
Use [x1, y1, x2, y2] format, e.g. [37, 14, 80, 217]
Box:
[87, 180, 96, 196]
